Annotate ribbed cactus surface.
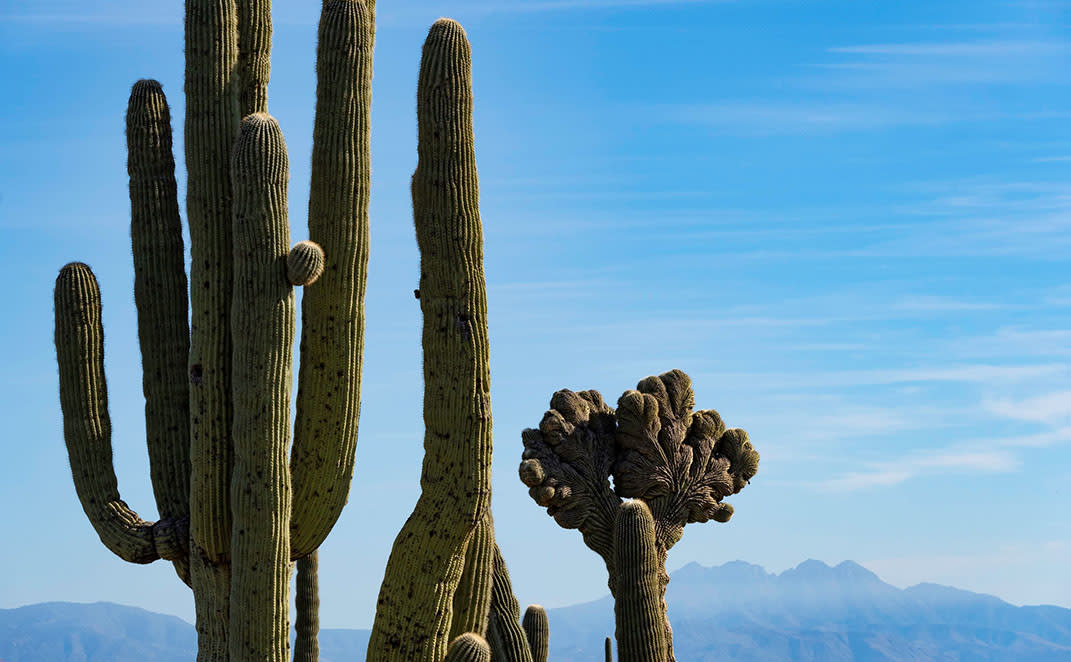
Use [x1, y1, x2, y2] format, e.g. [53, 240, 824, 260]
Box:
[613, 501, 666, 662]
[521, 605, 549, 662]
[366, 18, 493, 662]
[53, 1, 374, 660]
[294, 551, 320, 662]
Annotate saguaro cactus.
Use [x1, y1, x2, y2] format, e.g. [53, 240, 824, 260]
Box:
[520, 369, 760, 662]
[53, 1, 373, 660]
[366, 19, 495, 662]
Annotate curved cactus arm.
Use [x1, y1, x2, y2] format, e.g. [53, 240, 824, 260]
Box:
[54, 264, 186, 565]
[367, 19, 492, 662]
[486, 545, 533, 662]
[613, 501, 666, 662]
[228, 112, 296, 662]
[126, 79, 193, 584]
[519, 389, 621, 581]
[294, 551, 320, 662]
[445, 634, 492, 662]
[451, 513, 494, 639]
[289, 0, 374, 560]
[521, 605, 548, 662]
[237, 0, 271, 116]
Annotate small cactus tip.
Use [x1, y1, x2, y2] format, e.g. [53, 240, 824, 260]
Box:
[287, 240, 326, 286]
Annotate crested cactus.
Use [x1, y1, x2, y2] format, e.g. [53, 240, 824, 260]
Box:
[366, 19, 495, 662]
[521, 605, 549, 662]
[53, 0, 373, 659]
[520, 369, 760, 662]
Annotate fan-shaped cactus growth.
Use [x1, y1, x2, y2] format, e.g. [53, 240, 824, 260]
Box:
[520, 369, 759, 662]
[53, 1, 373, 659]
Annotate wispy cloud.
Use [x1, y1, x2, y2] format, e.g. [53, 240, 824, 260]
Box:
[985, 390, 1071, 424]
[829, 40, 1068, 57]
[821, 449, 1020, 492]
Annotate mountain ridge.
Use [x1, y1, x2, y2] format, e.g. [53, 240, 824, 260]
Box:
[4, 560, 1070, 661]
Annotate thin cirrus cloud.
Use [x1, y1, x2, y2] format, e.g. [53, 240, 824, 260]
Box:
[820, 449, 1021, 492]
[985, 390, 1071, 424]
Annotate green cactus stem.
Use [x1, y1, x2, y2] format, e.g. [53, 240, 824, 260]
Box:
[287, 241, 325, 286]
[486, 544, 534, 662]
[237, 0, 271, 116]
[613, 501, 666, 662]
[451, 514, 495, 639]
[294, 551, 320, 662]
[521, 605, 548, 662]
[228, 112, 295, 661]
[366, 18, 492, 662]
[445, 634, 493, 662]
[289, 0, 374, 560]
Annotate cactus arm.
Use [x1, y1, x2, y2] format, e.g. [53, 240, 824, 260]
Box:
[521, 606, 548, 662]
[185, 0, 239, 567]
[451, 514, 494, 639]
[613, 501, 666, 662]
[228, 113, 296, 662]
[289, 0, 374, 559]
[486, 545, 533, 662]
[605, 636, 613, 662]
[293, 551, 320, 662]
[445, 634, 492, 662]
[126, 79, 193, 584]
[237, 0, 271, 116]
[367, 19, 492, 662]
[54, 264, 183, 564]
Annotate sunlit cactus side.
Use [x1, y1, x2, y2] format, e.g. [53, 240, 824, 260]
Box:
[294, 551, 320, 662]
[287, 241, 326, 286]
[53, 0, 373, 659]
[519, 369, 760, 662]
[613, 501, 666, 662]
[521, 605, 549, 662]
[367, 18, 494, 662]
[451, 514, 496, 640]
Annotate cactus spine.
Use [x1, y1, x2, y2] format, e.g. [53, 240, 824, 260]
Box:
[53, 1, 373, 660]
[366, 19, 494, 662]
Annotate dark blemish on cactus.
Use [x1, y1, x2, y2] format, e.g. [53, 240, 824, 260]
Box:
[190, 363, 203, 384]
[414, 288, 420, 299]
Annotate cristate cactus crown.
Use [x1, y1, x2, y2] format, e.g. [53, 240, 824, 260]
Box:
[520, 369, 758, 547]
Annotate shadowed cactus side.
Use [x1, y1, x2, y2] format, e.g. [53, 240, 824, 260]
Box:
[53, 1, 373, 659]
[520, 369, 760, 662]
[294, 551, 320, 662]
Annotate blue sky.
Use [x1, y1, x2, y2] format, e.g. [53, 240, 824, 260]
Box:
[1, 0, 1069, 630]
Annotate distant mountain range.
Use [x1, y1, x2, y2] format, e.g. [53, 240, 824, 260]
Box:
[4, 560, 1070, 661]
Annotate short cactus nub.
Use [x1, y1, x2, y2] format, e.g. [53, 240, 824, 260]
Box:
[522, 605, 549, 662]
[294, 551, 320, 662]
[445, 634, 493, 662]
[605, 637, 614, 662]
[614, 501, 666, 662]
[287, 240, 325, 286]
[367, 18, 492, 662]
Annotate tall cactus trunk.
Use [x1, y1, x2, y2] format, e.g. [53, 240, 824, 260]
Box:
[613, 501, 667, 662]
[53, 1, 374, 660]
[366, 18, 493, 662]
[294, 551, 320, 662]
